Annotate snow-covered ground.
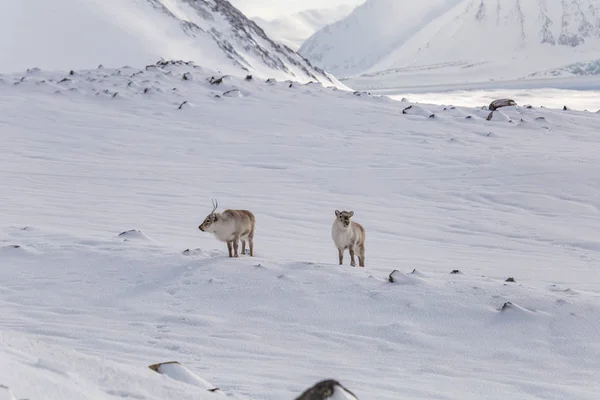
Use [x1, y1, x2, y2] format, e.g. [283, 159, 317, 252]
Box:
[388, 88, 600, 112]
[2, 63, 600, 399]
[348, 75, 600, 111]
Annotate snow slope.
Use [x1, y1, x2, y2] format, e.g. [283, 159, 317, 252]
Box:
[253, 5, 356, 50]
[0, 0, 337, 85]
[2, 62, 600, 399]
[302, 0, 600, 87]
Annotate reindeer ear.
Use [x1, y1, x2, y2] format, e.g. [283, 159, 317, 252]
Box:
[335, 210, 340, 217]
[348, 211, 354, 217]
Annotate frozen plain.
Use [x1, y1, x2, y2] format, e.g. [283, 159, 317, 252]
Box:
[1, 63, 600, 399]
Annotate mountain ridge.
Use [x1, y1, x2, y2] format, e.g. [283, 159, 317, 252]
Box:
[300, 0, 600, 85]
[0, 0, 338, 85]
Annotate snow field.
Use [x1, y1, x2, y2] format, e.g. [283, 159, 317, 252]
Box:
[388, 88, 600, 113]
[1, 63, 600, 399]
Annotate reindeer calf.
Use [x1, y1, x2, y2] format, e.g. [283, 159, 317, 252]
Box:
[199, 199, 256, 257]
[331, 210, 366, 267]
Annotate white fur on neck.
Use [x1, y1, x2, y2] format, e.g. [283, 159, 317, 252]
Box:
[332, 218, 357, 249]
[203, 213, 236, 242]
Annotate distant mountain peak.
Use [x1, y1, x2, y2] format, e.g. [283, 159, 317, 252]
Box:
[300, 0, 600, 82]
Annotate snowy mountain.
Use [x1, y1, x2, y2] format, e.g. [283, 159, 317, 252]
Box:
[253, 5, 356, 50]
[300, 0, 600, 87]
[2, 61, 600, 399]
[0, 0, 338, 85]
[299, 0, 465, 77]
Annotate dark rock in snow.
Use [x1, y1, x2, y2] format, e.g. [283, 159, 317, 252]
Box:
[245, 74, 253, 81]
[402, 105, 412, 114]
[223, 89, 242, 97]
[183, 72, 193, 81]
[117, 229, 151, 241]
[489, 99, 516, 111]
[563, 105, 569, 111]
[450, 269, 461, 274]
[209, 76, 224, 85]
[505, 277, 516, 282]
[118, 229, 140, 237]
[295, 379, 358, 400]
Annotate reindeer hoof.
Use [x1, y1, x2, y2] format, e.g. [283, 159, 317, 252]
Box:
[350, 262, 356, 267]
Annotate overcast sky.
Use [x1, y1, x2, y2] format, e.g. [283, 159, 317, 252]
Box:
[229, 0, 365, 19]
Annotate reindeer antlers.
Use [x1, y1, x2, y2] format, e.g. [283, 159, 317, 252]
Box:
[211, 198, 218, 214]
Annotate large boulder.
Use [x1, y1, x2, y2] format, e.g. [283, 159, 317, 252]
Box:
[489, 99, 517, 111]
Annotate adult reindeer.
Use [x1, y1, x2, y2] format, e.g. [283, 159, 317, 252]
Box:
[199, 199, 256, 257]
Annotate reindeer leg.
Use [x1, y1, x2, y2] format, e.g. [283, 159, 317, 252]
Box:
[233, 238, 240, 258]
[358, 245, 365, 267]
[349, 246, 356, 267]
[338, 248, 344, 265]
[241, 240, 246, 255]
[249, 232, 254, 257]
[227, 241, 233, 258]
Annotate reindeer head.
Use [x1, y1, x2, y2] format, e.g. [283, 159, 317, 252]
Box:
[335, 210, 354, 228]
[199, 199, 220, 232]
